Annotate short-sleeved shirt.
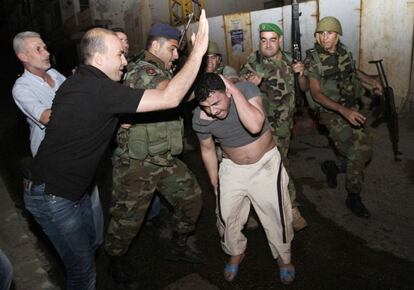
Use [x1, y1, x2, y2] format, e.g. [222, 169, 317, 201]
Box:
[32, 64, 144, 201]
[12, 68, 66, 156]
[192, 81, 269, 148]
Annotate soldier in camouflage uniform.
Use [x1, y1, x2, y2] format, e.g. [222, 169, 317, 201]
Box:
[205, 41, 240, 82]
[104, 23, 203, 287]
[240, 23, 308, 231]
[304, 17, 381, 218]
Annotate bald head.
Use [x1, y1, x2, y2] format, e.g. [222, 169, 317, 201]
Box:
[80, 28, 117, 64]
[80, 27, 127, 81]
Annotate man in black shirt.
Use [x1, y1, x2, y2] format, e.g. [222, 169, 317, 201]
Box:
[25, 10, 209, 290]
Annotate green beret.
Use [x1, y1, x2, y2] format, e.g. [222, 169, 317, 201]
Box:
[259, 23, 283, 36]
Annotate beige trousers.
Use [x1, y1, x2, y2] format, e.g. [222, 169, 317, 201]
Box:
[217, 147, 293, 263]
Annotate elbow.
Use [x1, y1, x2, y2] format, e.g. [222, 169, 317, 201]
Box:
[162, 90, 182, 109]
[249, 118, 265, 134]
[170, 97, 181, 108]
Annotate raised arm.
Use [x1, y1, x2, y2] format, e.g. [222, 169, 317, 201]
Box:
[199, 136, 219, 191]
[136, 10, 209, 112]
[221, 76, 265, 134]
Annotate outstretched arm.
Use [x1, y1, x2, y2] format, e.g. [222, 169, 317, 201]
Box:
[137, 10, 209, 112]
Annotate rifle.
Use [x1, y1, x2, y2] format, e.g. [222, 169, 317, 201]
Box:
[291, 0, 305, 106]
[369, 59, 402, 161]
[172, 13, 194, 73]
[292, 0, 302, 63]
[178, 12, 194, 50]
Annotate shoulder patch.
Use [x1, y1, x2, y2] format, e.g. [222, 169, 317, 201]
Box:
[146, 68, 157, 76]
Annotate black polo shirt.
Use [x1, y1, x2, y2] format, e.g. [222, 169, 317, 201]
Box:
[32, 65, 143, 201]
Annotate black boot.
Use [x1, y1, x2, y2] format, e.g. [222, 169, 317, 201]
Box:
[109, 255, 140, 290]
[346, 193, 371, 218]
[321, 160, 339, 188]
[164, 232, 205, 264]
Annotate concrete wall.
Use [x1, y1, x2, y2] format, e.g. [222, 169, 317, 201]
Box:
[359, 0, 414, 109]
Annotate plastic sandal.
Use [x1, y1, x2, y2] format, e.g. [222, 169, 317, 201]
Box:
[279, 267, 295, 285]
[224, 253, 245, 282]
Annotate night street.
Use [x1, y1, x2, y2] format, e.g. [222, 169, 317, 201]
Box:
[1, 80, 413, 289]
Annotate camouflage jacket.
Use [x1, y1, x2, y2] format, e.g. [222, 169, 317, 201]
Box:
[118, 51, 183, 164]
[214, 64, 239, 80]
[240, 51, 295, 137]
[304, 42, 363, 112]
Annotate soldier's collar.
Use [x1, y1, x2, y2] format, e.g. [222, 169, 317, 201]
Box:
[144, 50, 166, 70]
[259, 50, 286, 62]
[315, 42, 347, 56]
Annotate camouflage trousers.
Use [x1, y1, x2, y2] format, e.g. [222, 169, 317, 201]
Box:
[270, 122, 297, 207]
[104, 154, 202, 256]
[319, 112, 373, 194]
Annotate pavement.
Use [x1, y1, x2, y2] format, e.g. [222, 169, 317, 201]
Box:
[0, 178, 60, 290]
[290, 109, 414, 262]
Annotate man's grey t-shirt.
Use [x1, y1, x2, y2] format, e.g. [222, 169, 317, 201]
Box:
[192, 81, 269, 147]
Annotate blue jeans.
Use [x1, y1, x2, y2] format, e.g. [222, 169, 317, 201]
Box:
[0, 249, 12, 290]
[90, 185, 104, 247]
[24, 183, 97, 290]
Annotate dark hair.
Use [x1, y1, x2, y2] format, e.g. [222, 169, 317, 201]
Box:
[145, 35, 167, 50]
[195, 73, 226, 102]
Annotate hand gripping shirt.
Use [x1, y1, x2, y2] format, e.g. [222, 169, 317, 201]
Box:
[192, 81, 269, 147]
[240, 51, 295, 138]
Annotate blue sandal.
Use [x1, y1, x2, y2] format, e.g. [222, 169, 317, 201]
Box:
[279, 267, 295, 285]
[224, 263, 239, 282]
[224, 254, 245, 282]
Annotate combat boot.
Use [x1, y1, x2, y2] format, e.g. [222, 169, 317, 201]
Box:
[292, 207, 307, 231]
[321, 160, 339, 188]
[346, 193, 371, 218]
[164, 232, 205, 264]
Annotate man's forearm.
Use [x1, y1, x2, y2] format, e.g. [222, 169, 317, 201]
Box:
[136, 10, 208, 112]
[165, 50, 205, 105]
[39, 109, 52, 125]
[232, 92, 264, 134]
[200, 147, 219, 190]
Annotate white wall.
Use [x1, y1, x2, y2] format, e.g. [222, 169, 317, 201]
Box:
[359, 0, 414, 107]
[202, 0, 413, 109]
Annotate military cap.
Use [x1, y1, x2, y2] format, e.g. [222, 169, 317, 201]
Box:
[316, 16, 343, 35]
[148, 23, 181, 41]
[259, 23, 283, 36]
[207, 41, 221, 55]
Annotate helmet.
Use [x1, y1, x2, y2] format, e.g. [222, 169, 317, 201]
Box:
[316, 16, 342, 35]
[207, 41, 221, 55]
